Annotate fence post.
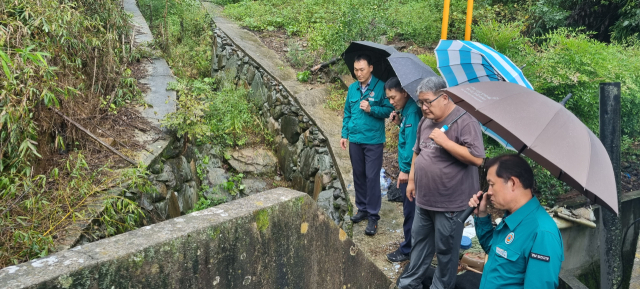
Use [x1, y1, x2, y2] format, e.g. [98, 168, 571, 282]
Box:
[599, 82, 622, 289]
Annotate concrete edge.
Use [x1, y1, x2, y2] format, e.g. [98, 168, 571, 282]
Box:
[0, 188, 307, 288]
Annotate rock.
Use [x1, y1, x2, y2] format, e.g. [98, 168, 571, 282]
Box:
[156, 164, 177, 191]
[246, 66, 256, 83]
[151, 181, 168, 202]
[292, 171, 313, 195]
[190, 160, 197, 182]
[271, 105, 284, 120]
[300, 148, 319, 178]
[140, 194, 154, 211]
[313, 172, 323, 200]
[248, 72, 268, 103]
[242, 177, 268, 195]
[217, 53, 226, 70]
[149, 160, 164, 174]
[205, 167, 229, 194]
[267, 117, 280, 135]
[168, 191, 181, 218]
[181, 182, 198, 213]
[277, 140, 297, 180]
[225, 55, 239, 79]
[154, 200, 168, 220]
[317, 189, 334, 213]
[333, 189, 343, 199]
[334, 198, 348, 213]
[227, 147, 277, 175]
[281, 115, 300, 144]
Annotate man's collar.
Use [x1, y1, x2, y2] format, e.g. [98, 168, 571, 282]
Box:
[401, 97, 417, 114]
[504, 196, 539, 230]
[360, 75, 374, 88]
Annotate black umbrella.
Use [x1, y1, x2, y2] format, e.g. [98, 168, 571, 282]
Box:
[341, 41, 398, 82]
[387, 52, 439, 101]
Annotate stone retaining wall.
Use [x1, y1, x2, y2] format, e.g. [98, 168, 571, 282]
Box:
[210, 26, 350, 227]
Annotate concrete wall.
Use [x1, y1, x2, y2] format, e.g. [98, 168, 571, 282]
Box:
[209, 25, 350, 227]
[559, 191, 640, 288]
[0, 189, 391, 289]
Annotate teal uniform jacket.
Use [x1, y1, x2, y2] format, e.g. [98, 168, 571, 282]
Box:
[475, 196, 564, 289]
[341, 75, 393, 144]
[398, 98, 422, 173]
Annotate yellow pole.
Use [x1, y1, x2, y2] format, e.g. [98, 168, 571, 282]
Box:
[464, 0, 474, 40]
[441, 0, 451, 40]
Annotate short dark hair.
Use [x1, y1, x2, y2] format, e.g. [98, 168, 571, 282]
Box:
[384, 77, 405, 93]
[485, 154, 534, 190]
[354, 54, 372, 66]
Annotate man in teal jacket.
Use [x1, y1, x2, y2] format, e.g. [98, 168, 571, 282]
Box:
[468, 154, 564, 289]
[385, 77, 422, 262]
[340, 54, 393, 236]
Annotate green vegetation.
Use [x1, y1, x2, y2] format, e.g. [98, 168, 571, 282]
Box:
[212, 0, 640, 205]
[0, 0, 149, 268]
[216, 0, 497, 60]
[138, 0, 274, 214]
[255, 209, 270, 232]
[162, 78, 265, 147]
[137, 0, 213, 78]
[324, 83, 347, 111]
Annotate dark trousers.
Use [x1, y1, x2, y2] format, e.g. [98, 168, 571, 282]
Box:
[398, 208, 464, 289]
[349, 142, 383, 221]
[399, 182, 415, 255]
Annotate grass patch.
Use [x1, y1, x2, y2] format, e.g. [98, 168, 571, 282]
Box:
[324, 83, 347, 111]
[0, 153, 150, 267]
[215, 0, 495, 60]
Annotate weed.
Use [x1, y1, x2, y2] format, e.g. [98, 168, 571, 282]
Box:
[297, 71, 311, 82]
[324, 83, 347, 111]
[224, 173, 245, 196]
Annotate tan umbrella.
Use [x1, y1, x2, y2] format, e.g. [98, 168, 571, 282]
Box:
[445, 81, 618, 214]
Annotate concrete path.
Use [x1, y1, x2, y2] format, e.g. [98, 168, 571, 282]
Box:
[202, 2, 406, 281]
[123, 0, 177, 166]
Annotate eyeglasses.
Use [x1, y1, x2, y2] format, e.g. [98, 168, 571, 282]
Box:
[417, 93, 444, 108]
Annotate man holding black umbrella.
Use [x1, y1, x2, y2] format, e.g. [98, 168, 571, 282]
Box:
[340, 54, 394, 236]
[398, 76, 484, 289]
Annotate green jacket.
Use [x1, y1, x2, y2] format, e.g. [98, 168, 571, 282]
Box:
[341, 75, 393, 144]
[398, 98, 422, 173]
[475, 197, 564, 289]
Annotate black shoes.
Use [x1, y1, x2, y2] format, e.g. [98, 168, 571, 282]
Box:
[365, 218, 378, 236]
[386, 249, 410, 263]
[350, 211, 369, 223]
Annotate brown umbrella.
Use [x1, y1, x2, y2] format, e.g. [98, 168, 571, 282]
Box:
[445, 81, 618, 214]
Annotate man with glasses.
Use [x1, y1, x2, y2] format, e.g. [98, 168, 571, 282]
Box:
[340, 54, 393, 236]
[398, 76, 485, 289]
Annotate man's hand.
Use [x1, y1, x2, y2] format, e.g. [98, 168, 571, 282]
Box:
[397, 172, 409, 188]
[429, 128, 450, 147]
[406, 181, 416, 201]
[468, 191, 489, 218]
[340, 138, 348, 150]
[390, 111, 401, 125]
[359, 100, 371, 113]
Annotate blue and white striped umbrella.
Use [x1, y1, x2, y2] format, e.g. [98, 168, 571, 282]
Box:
[435, 40, 533, 89]
[435, 40, 534, 150]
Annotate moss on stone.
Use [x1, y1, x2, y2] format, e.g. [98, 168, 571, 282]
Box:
[210, 227, 221, 239]
[255, 209, 270, 232]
